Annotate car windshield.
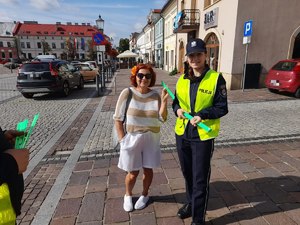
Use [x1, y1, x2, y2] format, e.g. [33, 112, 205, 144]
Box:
[272, 61, 297, 71]
[20, 63, 50, 72]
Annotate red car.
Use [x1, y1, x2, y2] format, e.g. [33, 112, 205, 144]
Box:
[265, 59, 300, 98]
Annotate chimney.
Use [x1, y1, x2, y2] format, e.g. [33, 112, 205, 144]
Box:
[82, 23, 86, 26]
[56, 22, 61, 25]
[75, 23, 78, 25]
[87, 23, 90, 26]
[67, 22, 72, 25]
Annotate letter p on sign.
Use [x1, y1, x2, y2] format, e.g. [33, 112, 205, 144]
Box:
[244, 20, 253, 37]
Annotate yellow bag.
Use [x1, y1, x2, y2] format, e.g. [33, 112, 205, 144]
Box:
[0, 183, 16, 225]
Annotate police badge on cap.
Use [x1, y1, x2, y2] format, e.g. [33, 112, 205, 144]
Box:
[186, 38, 207, 56]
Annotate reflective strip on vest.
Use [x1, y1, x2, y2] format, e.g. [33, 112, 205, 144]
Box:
[175, 71, 220, 140]
[0, 183, 16, 225]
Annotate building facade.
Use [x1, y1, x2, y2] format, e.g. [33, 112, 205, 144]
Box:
[13, 21, 101, 60]
[0, 22, 18, 60]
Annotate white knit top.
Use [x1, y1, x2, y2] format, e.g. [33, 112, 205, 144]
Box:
[113, 87, 165, 133]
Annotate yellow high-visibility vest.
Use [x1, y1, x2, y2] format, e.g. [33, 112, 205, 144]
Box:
[175, 70, 220, 140]
[0, 183, 16, 225]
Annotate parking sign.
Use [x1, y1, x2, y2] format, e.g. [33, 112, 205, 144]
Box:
[244, 20, 253, 37]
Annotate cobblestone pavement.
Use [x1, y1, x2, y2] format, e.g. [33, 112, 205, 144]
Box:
[1, 67, 299, 225]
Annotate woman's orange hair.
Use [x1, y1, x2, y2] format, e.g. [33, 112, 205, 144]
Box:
[130, 63, 156, 87]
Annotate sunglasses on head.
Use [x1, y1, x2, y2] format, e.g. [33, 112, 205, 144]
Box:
[137, 73, 152, 79]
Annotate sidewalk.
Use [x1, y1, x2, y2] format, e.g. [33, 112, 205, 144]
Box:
[18, 69, 300, 225]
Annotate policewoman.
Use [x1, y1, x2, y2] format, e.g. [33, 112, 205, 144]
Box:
[172, 38, 228, 225]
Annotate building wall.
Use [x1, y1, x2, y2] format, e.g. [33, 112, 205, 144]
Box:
[199, 0, 239, 89]
[154, 18, 164, 68]
[162, 0, 177, 72]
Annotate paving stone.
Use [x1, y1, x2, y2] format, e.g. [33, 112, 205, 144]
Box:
[50, 217, 76, 225]
[157, 216, 184, 225]
[54, 198, 82, 218]
[69, 171, 90, 186]
[77, 192, 105, 223]
[263, 211, 298, 225]
[131, 213, 156, 225]
[154, 200, 179, 218]
[74, 161, 94, 171]
[86, 176, 107, 193]
[62, 185, 86, 199]
[104, 198, 129, 224]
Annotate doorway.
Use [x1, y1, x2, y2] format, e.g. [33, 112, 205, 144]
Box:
[205, 33, 219, 71]
[292, 32, 300, 59]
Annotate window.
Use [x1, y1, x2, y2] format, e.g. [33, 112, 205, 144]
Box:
[204, 0, 220, 8]
[28, 53, 32, 59]
[26, 42, 31, 48]
[1, 52, 5, 58]
[37, 42, 42, 48]
[7, 42, 11, 47]
[0, 41, 3, 47]
[61, 43, 64, 49]
[52, 43, 56, 49]
[21, 42, 25, 48]
[9, 52, 12, 58]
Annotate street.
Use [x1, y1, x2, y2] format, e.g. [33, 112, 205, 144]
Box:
[0, 65, 299, 225]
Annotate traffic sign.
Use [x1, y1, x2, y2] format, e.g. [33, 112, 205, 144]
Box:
[244, 20, 253, 37]
[93, 32, 105, 45]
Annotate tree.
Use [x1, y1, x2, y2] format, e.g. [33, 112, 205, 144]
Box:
[42, 41, 52, 55]
[117, 38, 129, 53]
[86, 40, 96, 60]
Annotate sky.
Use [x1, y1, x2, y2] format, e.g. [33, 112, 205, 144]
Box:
[0, 0, 167, 46]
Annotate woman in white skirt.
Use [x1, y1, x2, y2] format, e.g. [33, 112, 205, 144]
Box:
[113, 63, 168, 212]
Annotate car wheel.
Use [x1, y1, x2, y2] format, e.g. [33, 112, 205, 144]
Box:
[22, 93, 34, 98]
[62, 81, 70, 96]
[78, 77, 84, 90]
[295, 88, 300, 98]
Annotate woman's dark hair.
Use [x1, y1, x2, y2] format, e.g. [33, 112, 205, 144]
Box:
[130, 63, 156, 87]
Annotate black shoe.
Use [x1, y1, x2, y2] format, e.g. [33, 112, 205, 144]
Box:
[177, 203, 192, 219]
[191, 223, 204, 225]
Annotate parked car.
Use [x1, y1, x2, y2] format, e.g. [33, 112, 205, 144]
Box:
[265, 59, 300, 98]
[82, 61, 97, 69]
[73, 63, 98, 82]
[16, 59, 84, 98]
[0, 59, 10, 64]
[32, 55, 56, 61]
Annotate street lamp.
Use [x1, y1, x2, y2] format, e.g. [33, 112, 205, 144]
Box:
[95, 15, 105, 94]
[96, 15, 104, 33]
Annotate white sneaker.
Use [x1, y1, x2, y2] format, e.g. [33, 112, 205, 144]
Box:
[123, 195, 133, 212]
[134, 195, 149, 210]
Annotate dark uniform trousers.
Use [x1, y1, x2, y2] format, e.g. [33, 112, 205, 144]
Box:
[176, 135, 214, 223]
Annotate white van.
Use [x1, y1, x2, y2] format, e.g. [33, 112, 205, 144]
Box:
[33, 55, 56, 61]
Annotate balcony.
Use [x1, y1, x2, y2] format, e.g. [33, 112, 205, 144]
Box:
[173, 9, 200, 33]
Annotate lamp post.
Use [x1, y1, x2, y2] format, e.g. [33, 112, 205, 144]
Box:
[95, 15, 105, 94]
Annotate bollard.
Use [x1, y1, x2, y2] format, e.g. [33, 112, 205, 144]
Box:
[96, 74, 100, 96]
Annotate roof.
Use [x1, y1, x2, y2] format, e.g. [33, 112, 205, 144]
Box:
[0, 22, 17, 37]
[13, 22, 100, 37]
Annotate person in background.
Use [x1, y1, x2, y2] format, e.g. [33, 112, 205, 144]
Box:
[113, 63, 168, 212]
[0, 127, 29, 224]
[172, 39, 228, 225]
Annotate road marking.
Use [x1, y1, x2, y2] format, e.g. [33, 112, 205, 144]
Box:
[31, 74, 116, 225]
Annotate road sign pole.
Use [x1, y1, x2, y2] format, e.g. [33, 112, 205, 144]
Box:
[242, 43, 249, 92]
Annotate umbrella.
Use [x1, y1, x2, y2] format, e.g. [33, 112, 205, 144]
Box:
[117, 50, 138, 68]
[117, 50, 138, 58]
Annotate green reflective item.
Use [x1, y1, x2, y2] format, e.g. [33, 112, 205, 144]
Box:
[0, 183, 16, 225]
[15, 113, 39, 149]
[161, 81, 212, 132]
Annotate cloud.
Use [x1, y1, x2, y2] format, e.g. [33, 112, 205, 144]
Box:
[29, 0, 60, 11]
[0, 0, 20, 6]
[134, 23, 144, 32]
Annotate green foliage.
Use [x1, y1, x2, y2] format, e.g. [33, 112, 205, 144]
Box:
[169, 67, 178, 76]
[117, 38, 129, 53]
[42, 41, 52, 55]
